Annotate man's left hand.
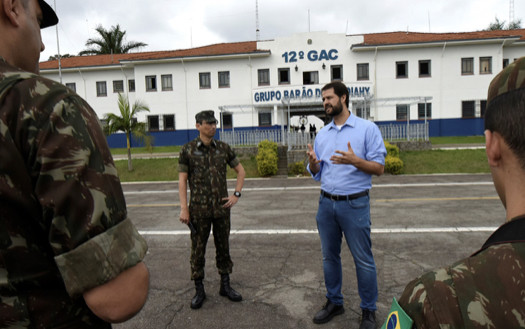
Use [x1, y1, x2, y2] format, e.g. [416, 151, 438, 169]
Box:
[222, 195, 239, 208]
[330, 142, 358, 165]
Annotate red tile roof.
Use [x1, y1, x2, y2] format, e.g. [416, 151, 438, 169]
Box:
[40, 30, 525, 70]
[39, 41, 264, 70]
[359, 29, 525, 46]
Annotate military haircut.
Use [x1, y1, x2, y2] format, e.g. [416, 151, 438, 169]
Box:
[322, 81, 349, 108]
[485, 57, 525, 170]
[484, 89, 525, 169]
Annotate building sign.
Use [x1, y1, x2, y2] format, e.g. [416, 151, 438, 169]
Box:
[282, 49, 339, 63]
[253, 85, 372, 104]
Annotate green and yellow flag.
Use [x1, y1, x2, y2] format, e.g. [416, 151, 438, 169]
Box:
[381, 297, 413, 329]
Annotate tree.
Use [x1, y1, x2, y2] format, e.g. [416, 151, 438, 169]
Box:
[487, 17, 522, 30]
[103, 93, 151, 171]
[47, 54, 74, 61]
[79, 24, 147, 56]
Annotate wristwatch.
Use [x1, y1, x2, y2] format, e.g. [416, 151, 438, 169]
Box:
[233, 191, 241, 198]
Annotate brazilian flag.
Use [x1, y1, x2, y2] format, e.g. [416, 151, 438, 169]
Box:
[381, 297, 413, 329]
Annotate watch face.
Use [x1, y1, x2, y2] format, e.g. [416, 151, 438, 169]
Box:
[234, 191, 241, 197]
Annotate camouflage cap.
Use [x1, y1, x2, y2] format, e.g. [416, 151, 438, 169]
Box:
[195, 110, 217, 123]
[487, 56, 525, 106]
[38, 0, 59, 29]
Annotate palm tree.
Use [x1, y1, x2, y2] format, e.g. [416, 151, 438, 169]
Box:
[104, 93, 151, 171]
[487, 17, 522, 30]
[79, 24, 147, 56]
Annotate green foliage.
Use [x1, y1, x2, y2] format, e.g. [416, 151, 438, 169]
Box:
[384, 141, 400, 157]
[104, 93, 151, 171]
[79, 24, 147, 56]
[385, 155, 404, 175]
[288, 161, 307, 176]
[400, 149, 489, 174]
[256, 140, 278, 176]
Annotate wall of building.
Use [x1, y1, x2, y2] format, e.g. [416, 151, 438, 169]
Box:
[39, 31, 525, 148]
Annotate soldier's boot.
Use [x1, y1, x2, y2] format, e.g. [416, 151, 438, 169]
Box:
[190, 279, 206, 309]
[219, 274, 242, 302]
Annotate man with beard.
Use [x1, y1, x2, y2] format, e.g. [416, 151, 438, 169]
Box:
[307, 81, 386, 329]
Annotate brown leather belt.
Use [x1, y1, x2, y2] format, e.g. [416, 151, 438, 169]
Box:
[321, 190, 369, 201]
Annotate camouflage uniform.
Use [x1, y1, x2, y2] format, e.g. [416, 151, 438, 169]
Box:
[398, 216, 525, 329]
[178, 137, 239, 280]
[0, 58, 148, 328]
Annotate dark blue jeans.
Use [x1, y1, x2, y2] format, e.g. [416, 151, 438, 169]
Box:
[316, 193, 378, 310]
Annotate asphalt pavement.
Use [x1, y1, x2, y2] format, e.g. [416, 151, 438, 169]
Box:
[114, 173, 501, 329]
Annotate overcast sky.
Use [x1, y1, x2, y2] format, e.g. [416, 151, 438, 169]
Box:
[40, 0, 523, 62]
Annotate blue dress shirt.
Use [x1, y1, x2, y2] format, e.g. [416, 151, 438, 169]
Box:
[308, 112, 386, 195]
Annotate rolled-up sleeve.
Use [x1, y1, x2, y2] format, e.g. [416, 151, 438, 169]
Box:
[55, 218, 148, 297]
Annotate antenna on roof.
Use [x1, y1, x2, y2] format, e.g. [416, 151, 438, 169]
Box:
[510, 0, 515, 25]
[255, 0, 260, 41]
[308, 9, 311, 32]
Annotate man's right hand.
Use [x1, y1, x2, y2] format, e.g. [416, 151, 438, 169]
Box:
[179, 207, 190, 224]
[307, 144, 321, 173]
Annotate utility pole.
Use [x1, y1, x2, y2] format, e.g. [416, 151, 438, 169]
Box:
[53, 0, 62, 83]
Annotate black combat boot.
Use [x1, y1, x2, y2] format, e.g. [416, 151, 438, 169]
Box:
[190, 279, 206, 309]
[219, 274, 242, 302]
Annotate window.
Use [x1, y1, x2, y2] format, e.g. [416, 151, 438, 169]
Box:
[503, 58, 510, 68]
[396, 104, 409, 121]
[218, 71, 230, 88]
[396, 61, 408, 78]
[303, 71, 319, 85]
[161, 74, 173, 91]
[357, 63, 369, 80]
[258, 112, 272, 126]
[480, 100, 487, 117]
[96, 81, 107, 97]
[199, 72, 211, 89]
[278, 68, 290, 85]
[462, 101, 475, 118]
[113, 80, 124, 93]
[331, 65, 343, 81]
[480, 57, 492, 74]
[128, 79, 135, 92]
[353, 102, 370, 119]
[258, 69, 270, 86]
[148, 115, 159, 131]
[146, 75, 157, 91]
[163, 114, 175, 130]
[419, 60, 431, 77]
[65, 82, 76, 92]
[461, 57, 474, 75]
[221, 113, 233, 129]
[418, 103, 432, 119]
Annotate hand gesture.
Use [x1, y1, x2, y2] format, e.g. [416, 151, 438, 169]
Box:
[330, 142, 358, 165]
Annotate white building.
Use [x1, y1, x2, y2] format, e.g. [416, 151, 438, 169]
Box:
[39, 29, 525, 147]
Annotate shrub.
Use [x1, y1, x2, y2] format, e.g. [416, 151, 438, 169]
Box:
[385, 155, 404, 175]
[384, 141, 400, 157]
[256, 140, 278, 176]
[288, 161, 307, 176]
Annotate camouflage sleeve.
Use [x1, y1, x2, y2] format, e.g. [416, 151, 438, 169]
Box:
[55, 218, 147, 297]
[178, 143, 189, 173]
[398, 267, 462, 329]
[13, 77, 147, 297]
[226, 143, 240, 168]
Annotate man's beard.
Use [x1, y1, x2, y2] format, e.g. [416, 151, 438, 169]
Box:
[325, 100, 343, 117]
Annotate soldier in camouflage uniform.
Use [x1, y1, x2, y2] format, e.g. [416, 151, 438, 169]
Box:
[178, 110, 246, 309]
[387, 57, 525, 328]
[0, 1, 149, 327]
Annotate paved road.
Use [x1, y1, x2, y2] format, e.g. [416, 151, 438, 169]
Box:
[114, 173, 501, 329]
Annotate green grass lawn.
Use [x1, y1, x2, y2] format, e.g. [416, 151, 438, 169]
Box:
[112, 136, 490, 181]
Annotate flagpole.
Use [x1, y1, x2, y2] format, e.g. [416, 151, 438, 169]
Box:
[53, 0, 62, 83]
